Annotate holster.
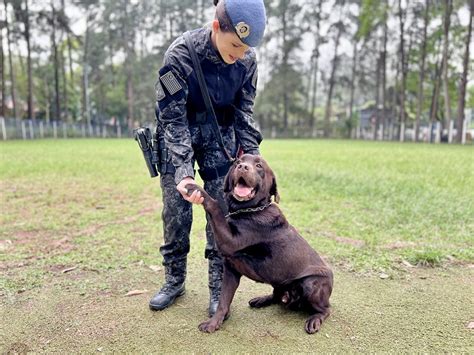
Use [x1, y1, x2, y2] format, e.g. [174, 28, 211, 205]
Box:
[154, 125, 175, 175]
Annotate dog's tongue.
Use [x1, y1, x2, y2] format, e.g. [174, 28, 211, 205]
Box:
[234, 183, 252, 197]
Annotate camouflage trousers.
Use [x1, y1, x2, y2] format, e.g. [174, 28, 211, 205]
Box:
[159, 122, 238, 292]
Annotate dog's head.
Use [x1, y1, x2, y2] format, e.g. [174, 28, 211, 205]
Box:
[224, 154, 279, 210]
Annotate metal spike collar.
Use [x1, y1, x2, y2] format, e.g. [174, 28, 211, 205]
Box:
[225, 202, 273, 218]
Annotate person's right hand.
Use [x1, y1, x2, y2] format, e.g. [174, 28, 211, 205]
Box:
[176, 177, 204, 204]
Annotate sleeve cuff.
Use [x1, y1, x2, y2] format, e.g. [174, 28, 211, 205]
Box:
[243, 148, 260, 156]
[174, 164, 195, 185]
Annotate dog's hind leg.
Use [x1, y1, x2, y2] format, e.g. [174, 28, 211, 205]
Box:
[303, 276, 332, 334]
[305, 308, 330, 334]
[248, 294, 274, 308]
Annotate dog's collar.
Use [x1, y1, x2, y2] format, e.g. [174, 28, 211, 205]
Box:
[225, 202, 273, 218]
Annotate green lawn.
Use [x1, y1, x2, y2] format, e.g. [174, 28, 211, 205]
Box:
[1, 139, 473, 352]
[1, 139, 473, 290]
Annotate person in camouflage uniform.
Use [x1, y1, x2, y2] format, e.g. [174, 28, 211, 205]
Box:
[149, 0, 267, 317]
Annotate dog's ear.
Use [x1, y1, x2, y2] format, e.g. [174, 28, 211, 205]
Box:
[270, 175, 280, 203]
[223, 164, 235, 193]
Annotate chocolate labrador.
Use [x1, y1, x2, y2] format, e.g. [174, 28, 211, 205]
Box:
[186, 154, 333, 334]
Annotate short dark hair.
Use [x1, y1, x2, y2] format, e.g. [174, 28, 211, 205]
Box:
[214, 0, 234, 33]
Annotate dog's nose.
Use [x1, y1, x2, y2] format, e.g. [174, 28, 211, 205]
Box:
[237, 163, 250, 171]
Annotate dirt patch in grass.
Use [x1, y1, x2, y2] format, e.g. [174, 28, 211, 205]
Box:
[1, 265, 473, 353]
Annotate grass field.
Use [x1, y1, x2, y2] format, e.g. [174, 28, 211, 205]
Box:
[1, 139, 473, 352]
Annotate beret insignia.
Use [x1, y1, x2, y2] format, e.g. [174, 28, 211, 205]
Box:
[235, 22, 250, 39]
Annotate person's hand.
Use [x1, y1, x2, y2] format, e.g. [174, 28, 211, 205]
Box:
[176, 177, 204, 204]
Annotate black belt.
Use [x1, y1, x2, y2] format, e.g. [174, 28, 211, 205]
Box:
[198, 161, 232, 181]
[188, 107, 235, 126]
[160, 162, 230, 181]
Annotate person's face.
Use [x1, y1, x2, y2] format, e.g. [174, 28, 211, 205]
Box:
[212, 20, 250, 64]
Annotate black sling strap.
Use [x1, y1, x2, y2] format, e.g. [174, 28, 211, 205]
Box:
[183, 32, 235, 163]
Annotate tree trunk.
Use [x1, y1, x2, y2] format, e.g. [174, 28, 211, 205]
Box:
[374, 54, 381, 141]
[51, 3, 61, 120]
[398, 0, 407, 142]
[0, 23, 5, 117]
[381, 5, 388, 140]
[429, 40, 443, 143]
[82, 12, 91, 128]
[4, 0, 18, 120]
[455, 1, 472, 143]
[441, 0, 453, 133]
[23, 0, 34, 120]
[348, 42, 357, 135]
[61, 44, 69, 122]
[415, 0, 430, 143]
[324, 24, 342, 138]
[281, 2, 289, 130]
[123, 0, 135, 131]
[309, 0, 322, 131]
[60, 0, 69, 122]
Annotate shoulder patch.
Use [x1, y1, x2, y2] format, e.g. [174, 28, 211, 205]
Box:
[155, 81, 165, 101]
[160, 71, 182, 95]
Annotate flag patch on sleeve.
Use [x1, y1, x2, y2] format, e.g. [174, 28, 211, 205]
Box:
[160, 71, 182, 95]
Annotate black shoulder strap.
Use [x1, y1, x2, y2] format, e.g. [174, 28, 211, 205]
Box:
[183, 32, 235, 162]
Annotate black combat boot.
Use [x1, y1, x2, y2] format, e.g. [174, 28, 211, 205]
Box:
[149, 261, 186, 311]
[208, 257, 223, 317]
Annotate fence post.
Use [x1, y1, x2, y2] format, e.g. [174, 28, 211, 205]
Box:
[53, 121, 57, 138]
[39, 121, 44, 138]
[21, 121, 27, 140]
[435, 122, 441, 143]
[29, 120, 34, 139]
[0, 117, 6, 140]
[63, 122, 67, 138]
[448, 120, 454, 144]
[461, 118, 467, 145]
[117, 124, 122, 138]
[399, 122, 405, 142]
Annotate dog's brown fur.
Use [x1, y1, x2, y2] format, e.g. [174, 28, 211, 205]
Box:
[187, 154, 333, 334]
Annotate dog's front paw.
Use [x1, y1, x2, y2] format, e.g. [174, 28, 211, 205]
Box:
[184, 183, 202, 197]
[198, 318, 221, 333]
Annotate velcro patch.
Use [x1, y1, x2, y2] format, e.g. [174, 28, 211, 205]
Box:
[155, 81, 165, 101]
[160, 71, 182, 95]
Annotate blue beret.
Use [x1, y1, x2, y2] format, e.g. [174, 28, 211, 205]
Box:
[224, 0, 266, 47]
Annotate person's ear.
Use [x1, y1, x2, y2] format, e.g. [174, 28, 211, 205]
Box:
[212, 19, 220, 33]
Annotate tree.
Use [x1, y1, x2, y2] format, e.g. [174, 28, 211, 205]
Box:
[323, 20, 344, 138]
[266, 0, 305, 130]
[0, 19, 5, 117]
[455, 0, 472, 143]
[414, 0, 430, 142]
[4, 0, 18, 120]
[398, 0, 407, 142]
[441, 0, 453, 134]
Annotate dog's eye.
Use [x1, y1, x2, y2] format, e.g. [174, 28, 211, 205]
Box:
[256, 163, 263, 168]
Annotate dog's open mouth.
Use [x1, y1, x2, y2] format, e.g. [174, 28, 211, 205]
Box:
[233, 177, 256, 201]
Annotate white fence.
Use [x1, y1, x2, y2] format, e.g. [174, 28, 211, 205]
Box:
[0, 118, 131, 140]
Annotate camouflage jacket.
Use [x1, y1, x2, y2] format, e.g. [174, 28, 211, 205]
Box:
[155, 27, 262, 184]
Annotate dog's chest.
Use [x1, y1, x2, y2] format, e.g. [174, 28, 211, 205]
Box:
[227, 257, 265, 283]
[227, 242, 273, 282]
